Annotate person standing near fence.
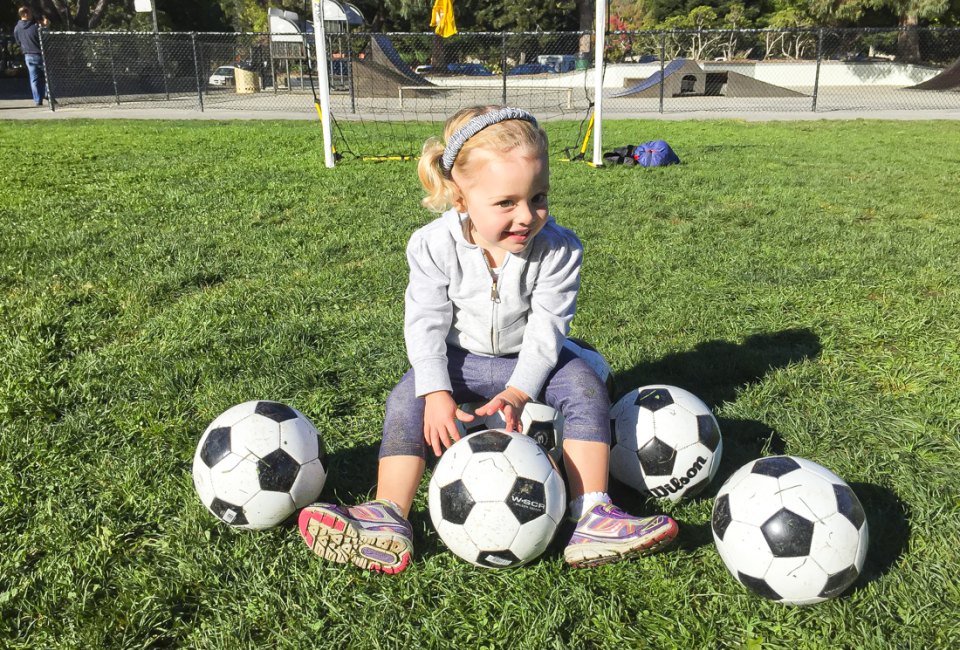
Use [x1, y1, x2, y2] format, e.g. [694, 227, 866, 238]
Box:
[13, 6, 46, 107]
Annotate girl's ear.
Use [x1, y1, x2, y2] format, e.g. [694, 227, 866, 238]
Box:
[451, 185, 467, 213]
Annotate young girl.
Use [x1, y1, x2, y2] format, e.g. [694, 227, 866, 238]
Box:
[298, 106, 678, 573]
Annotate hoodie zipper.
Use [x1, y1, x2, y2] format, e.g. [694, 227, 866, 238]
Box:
[480, 250, 502, 354]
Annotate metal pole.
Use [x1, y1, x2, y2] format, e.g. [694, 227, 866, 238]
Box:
[107, 33, 120, 105]
[659, 32, 666, 114]
[501, 31, 507, 106]
[812, 28, 824, 112]
[151, 3, 170, 100]
[37, 27, 55, 111]
[346, 24, 356, 113]
[191, 32, 204, 112]
[269, 33, 277, 94]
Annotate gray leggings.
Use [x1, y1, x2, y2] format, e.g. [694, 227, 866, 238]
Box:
[380, 345, 611, 459]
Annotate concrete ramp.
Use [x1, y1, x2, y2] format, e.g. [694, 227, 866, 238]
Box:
[909, 56, 960, 90]
[610, 59, 700, 98]
[352, 60, 439, 98]
[349, 34, 438, 99]
[369, 35, 432, 86]
[611, 59, 804, 98]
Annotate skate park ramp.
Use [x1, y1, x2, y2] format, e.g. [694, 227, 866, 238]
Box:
[351, 34, 438, 98]
[611, 59, 805, 98]
[909, 56, 960, 90]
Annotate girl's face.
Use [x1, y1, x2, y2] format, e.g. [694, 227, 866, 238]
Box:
[452, 147, 549, 264]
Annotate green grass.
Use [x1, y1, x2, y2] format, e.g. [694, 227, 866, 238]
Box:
[1, 118, 959, 649]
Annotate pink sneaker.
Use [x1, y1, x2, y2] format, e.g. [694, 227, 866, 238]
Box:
[564, 503, 678, 568]
[298, 500, 414, 574]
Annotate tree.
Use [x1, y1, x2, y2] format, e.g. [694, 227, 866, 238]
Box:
[765, 3, 817, 58]
[38, 0, 112, 30]
[803, 0, 951, 60]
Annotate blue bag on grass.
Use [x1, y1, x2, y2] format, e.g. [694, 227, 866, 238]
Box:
[633, 140, 680, 167]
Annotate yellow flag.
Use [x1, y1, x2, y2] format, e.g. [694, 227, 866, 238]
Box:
[430, 0, 457, 38]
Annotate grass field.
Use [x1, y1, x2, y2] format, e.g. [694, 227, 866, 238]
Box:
[1, 117, 959, 649]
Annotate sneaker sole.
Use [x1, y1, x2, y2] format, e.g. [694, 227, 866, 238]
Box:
[564, 518, 679, 568]
[298, 506, 412, 574]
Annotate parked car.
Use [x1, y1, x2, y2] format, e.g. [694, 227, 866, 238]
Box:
[208, 66, 236, 87]
[414, 64, 434, 74]
[507, 63, 551, 75]
[446, 63, 493, 76]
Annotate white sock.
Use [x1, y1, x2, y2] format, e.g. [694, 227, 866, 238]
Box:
[568, 491, 611, 521]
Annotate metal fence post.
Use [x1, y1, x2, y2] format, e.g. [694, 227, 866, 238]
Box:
[107, 33, 120, 105]
[501, 31, 508, 106]
[37, 28, 55, 111]
[155, 30, 170, 100]
[812, 28, 824, 112]
[346, 30, 356, 113]
[191, 33, 204, 112]
[659, 31, 666, 114]
[269, 33, 277, 94]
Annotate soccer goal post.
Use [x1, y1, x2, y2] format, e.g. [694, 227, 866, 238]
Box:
[312, 1, 336, 168]
[592, 0, 605, 167]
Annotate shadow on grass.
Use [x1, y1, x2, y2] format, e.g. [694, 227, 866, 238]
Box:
[614, 328, 822, 409]
[849, 482, 911, 588]
[318, 442, 382, 505]
[606, 328, 819, 552]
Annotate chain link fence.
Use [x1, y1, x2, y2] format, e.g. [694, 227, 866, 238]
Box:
[39, 27, 960, 155]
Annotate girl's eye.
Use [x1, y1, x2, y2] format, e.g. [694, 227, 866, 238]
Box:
[533, 193, 548, 204]
[497, 200, 514, 208]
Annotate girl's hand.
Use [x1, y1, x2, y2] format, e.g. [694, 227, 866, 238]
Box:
[423, 391, 475, 457]
[474, 386, 530, 433]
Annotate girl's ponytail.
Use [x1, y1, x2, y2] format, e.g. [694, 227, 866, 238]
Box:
[417, 137, 456, 213]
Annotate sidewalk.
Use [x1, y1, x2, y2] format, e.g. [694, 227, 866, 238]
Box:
[4, 97, 959, 122]
[2, 72, 959, 124]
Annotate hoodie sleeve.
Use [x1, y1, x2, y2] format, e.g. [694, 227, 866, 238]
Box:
[506, 225, 582, 400]
[404, 231, 454, 397]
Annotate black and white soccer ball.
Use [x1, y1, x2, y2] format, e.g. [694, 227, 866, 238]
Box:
[711, 456, 869, 606]
[563, 337, 616, 398]
[455, 401, 565, 463]
[192, 400, 327, 530]
[428, 429, 567, 568]
[609, 385, 722, 502]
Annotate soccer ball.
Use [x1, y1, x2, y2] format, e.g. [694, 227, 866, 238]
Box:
[455, 402, 508, 436]
[711, 456, 869, 606]
[428, 429, 567, 568]
[563, 337, 616, 398]
[521, 402, 565, 463]
[609, 385, 722, 502]
[456, 401, 565, 462]
[192, 400, 327, 530]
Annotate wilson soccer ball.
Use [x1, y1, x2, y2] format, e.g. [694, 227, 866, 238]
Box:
[563, 337, 616, 398]
[428, 430, 567, 568]
[711, 456, 869, 606]
[456, 401, 565, 462]
[609, 385, 722, 502]
[192, 400, 327, 530]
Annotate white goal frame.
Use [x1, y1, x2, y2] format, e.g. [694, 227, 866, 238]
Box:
[311, 6, 607, 168]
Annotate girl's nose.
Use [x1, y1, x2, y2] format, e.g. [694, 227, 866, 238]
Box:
[516, 202, 536, 225]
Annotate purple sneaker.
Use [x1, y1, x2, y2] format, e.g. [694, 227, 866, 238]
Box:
[564, 503, 678, 568]
[298, 500, 414, 574]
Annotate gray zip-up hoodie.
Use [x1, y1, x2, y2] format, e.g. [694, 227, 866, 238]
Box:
[404, 208, 582, 400]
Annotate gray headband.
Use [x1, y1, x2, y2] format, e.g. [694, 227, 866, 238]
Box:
[440, 107, 539, 174]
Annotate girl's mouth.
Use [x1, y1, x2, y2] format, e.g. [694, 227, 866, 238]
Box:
[504, 229, 530, 242]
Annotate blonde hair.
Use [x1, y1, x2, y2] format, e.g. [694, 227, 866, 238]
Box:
[417, 105, 549, 213]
